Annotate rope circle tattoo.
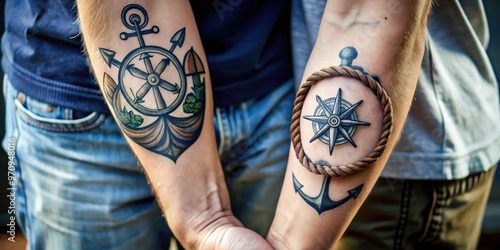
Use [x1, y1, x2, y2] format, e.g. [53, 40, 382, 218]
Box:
[291, 65, 393, 177]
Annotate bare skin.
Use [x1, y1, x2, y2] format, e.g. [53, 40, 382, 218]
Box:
[267, 0, 432, 248]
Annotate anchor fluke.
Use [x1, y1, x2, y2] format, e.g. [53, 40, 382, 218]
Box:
[292, 172, 363, 214]
[347, 184, 363, 199]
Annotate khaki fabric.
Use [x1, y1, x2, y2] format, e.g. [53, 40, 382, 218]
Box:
[334, 166, 496, 250]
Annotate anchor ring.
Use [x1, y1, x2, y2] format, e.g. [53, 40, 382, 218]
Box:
[121, 4, 149, 30]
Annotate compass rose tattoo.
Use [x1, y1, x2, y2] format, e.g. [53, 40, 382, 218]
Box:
[294, 46, 379, 214]
[100, 4, 205, 162]
[304, 89, 370, 155]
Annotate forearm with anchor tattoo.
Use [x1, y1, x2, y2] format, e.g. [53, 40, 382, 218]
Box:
[78, 2, 275, 248]
[292, 46, 392, 214]
[100, 4, 205, 162]
[268, 1, 430, 248]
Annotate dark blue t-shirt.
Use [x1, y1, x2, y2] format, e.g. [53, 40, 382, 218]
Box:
[2, 0, 292, 113]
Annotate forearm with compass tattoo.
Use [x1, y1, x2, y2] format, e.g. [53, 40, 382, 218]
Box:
[267, 0, 432, 249]
[76, 1, 271, 249]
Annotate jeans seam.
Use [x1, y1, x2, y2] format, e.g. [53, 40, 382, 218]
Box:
[19, 112, 106, 133]
[15, 99, 107, 133]
[13, 114, 33, 248]
[215, 107, 225, 156]
[426, 183, 448, 241]
[417, 182, 437, 243]
[394, 180, 411, 250]
[3, 75, 8, 97]
[241, 101, 249, 135]
[16, 98, 99, 125]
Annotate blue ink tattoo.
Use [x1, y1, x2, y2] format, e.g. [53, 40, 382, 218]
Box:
[100, 4, 205, 162]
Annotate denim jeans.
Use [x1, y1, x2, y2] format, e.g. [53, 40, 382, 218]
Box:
[2, 76, 294, 250]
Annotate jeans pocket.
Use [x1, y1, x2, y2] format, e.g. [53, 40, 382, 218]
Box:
[14, 94, 106, 133]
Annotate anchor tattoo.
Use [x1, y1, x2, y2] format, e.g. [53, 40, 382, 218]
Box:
[295, 46, 377, 213]
[293, 173, 363, 214]
[100, 4, 205, 162]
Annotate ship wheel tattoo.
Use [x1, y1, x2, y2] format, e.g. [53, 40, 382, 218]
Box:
[100, 4, 206, 162]
[304, 89, 370, 155]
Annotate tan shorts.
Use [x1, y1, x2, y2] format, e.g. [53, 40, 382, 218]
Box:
[335, 165, 497, 250]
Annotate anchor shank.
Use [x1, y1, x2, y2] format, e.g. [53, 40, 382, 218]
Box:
[133, 21, 146, 47]
[131, 20, 155, 73]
